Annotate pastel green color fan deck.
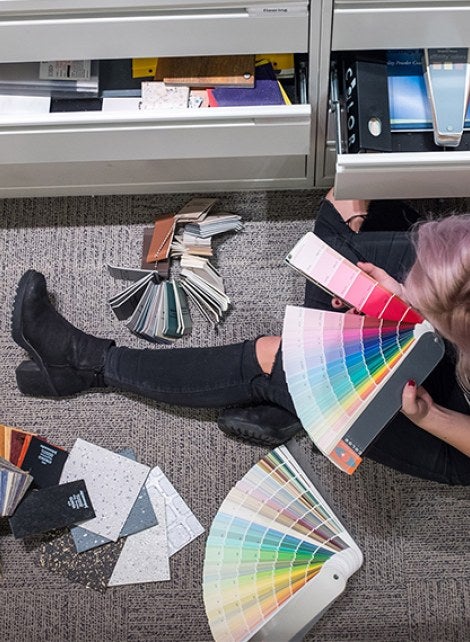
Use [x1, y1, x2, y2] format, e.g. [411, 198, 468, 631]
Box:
[202, 446, 363, 641]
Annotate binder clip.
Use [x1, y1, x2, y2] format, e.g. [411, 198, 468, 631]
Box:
[423, 48, 470, 147]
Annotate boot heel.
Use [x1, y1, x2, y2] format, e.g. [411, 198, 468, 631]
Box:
[15, 360, 57, 397]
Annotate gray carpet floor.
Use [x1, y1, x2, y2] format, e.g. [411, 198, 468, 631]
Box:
[0, 190, 469, 642]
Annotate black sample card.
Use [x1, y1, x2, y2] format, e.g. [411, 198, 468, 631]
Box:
[20, 436, 69, 488]
[8, 479, 95, 539]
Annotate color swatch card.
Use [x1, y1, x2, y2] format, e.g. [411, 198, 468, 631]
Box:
[70, 448, 158, 553]
[0, 456, 33, 517]
[203, 446, 363, 642]
[0, 424, 36, 466]
[125, 278, 192, 343]
[282, 306, 444, 474]
[148, 466, 204, 556]
[108, 483, 170, 586]
[59, 439, 150, 541]
[175, 197, 218, 223]
[20, 436, 69, 488]
[285, 232, 423, 324]
[8, 479, 95, 538]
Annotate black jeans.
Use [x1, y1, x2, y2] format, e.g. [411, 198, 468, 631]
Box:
[105, 338, 295, 412]
[104, 199, 470, 486]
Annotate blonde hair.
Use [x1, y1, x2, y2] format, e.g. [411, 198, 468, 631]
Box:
[403, 214, 470, 394]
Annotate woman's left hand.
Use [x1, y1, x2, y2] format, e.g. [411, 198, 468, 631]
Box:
[401, 380, 470, 457]
[400, 380, 434, 426]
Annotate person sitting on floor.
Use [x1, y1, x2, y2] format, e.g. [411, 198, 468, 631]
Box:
[10, 191, 470, 486]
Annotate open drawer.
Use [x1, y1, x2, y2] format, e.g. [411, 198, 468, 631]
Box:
[0, 0, 309, 61]
[325, 53, 470, 199]
[331, 0, 470, 51]
[0, 99, 311, 196]
[0, 104, 311, 164]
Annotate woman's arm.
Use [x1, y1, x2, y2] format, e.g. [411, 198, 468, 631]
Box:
[401, 380, 470, 457]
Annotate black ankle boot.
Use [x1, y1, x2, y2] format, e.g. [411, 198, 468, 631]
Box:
[217, 405, 303, 447]
[11, 270, 115, 397]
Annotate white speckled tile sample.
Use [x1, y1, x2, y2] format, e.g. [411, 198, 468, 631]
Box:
[60, 438, 150, 542]
[108, 482, 170, 586]
[70, 448, 157, 553]
[148, 466, 204, 556]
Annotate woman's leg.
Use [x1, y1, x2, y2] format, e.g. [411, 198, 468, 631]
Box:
[12, 269, 283, 408]
[12, 269, 299, 447]
[103, 337, 281, 408]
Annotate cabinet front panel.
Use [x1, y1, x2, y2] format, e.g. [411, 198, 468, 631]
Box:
[0, 155, 309, 197]
[332, 1, 470, 50]
[334, 151, 470, 199]
[0, 2, 309, 61]
[0, 107, 311, 163]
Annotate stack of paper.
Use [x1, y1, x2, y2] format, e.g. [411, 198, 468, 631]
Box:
[108, 197, 241, 339]
[184, 213, 243, 239]
[171, 232, 213, 257]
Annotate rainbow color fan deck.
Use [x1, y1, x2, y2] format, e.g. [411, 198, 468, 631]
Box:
[202, 446, 363, 642]
[283, 232, 445, 474]
[282, 307, 444, 473]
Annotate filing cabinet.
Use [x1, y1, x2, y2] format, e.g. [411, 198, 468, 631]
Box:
[0, 0, 320, 197]
[316, 0, 470, 198]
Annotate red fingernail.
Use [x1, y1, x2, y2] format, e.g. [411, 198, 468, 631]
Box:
[407, 379, 416, 387]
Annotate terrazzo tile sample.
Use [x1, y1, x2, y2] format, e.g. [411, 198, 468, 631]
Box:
[148, 466, 204, 556]
[108, 483, 170, 586]
[60, 438, 150, 541]
[34, 530, 125, 593]
[70, 449, 157, 553]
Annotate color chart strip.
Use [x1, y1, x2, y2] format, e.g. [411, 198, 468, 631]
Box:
[286, 232, 423, 324]
[282, 306, 423, 471]
[202, 447, 356, 642]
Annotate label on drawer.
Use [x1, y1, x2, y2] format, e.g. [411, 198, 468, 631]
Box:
[247, 4, 307, 15]
[39, 60, 91, 80]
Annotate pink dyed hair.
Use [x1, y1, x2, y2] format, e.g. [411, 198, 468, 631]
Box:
[403, 213, 470, 393]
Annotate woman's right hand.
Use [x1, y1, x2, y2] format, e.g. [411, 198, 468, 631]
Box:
[356, 261, 406, 300]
